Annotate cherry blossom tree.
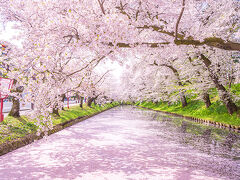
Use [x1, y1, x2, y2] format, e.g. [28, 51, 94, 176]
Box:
[0, 0, 239, 131]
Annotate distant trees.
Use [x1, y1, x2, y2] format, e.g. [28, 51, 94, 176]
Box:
[118, 47, 240, 114]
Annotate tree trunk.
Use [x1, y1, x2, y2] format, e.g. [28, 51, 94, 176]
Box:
[31, 103, 34, 110]
[87, 97, 95, 107]
[87, 95, 100, 107]
[52, 106, 60, 116]
[202, 92, 211, 108]
[52, 96, 60, 116]
[8, 97, 20, 117]
[201, 54, 238, 114]
[228, 69, 234, 89]
[8, 80, 23, 118]
[179, 92, 187, 107]
[210, 74, 238, 114]
[80, 96, 84, 108]
[218, 88, 238, 115]
[61, 94, 65, 110]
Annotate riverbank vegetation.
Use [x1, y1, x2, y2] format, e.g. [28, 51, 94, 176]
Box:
[136, 96, 240, 126]
[0, 103, 118, 145]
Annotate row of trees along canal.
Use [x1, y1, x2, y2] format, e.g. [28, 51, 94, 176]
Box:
[0, 0, 239, 129]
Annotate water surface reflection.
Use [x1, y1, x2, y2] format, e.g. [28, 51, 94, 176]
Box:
[141, 107, 240, 159]
[0, 105, 239, 180]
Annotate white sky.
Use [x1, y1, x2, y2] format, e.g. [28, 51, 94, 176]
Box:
[94, 58, 124, 86]
[0, 21, 22, 47]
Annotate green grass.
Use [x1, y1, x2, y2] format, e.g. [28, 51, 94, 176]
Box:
[53, 103, 116, 125]
[0, 102, 119, 144]
[137, 100, 240, 126]
[0, 116, 37, 142]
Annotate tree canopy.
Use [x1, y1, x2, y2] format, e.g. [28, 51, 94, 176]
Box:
[0, 0, 239, 130]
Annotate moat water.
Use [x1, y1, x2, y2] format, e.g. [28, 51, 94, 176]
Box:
[0, 106, 239, 179]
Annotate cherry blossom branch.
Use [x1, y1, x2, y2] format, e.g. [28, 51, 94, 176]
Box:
[63, 29, 80, 44]
[108, 42, 170, 48]
[175, 38, 240, 51]
[151, 61, 183, 86]
[66, 58, 99, 77]
[65, 76, 86, 94]
[66, 51, 113, 77]
[175, 0, 185, 41]
[137, 25, 240, 51]
[116, 1, 131, 20]
[137, 25, 182, 39]
[97, 0, 106, 15]
[94, 70, 111, 86]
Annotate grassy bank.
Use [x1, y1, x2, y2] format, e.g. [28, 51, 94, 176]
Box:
[0, 103, 118, 145]
[136, 101, 240, 126]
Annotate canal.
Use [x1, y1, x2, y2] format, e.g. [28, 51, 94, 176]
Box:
[0, 106, 239, 179]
